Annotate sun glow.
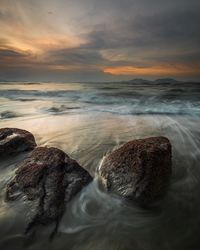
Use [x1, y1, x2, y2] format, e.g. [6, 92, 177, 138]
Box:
[103, 64, 200, 77]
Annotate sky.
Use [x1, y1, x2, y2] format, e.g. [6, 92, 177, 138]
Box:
[0, 0, 200, 82]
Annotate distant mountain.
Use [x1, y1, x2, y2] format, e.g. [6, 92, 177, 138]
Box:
[129, 78, 152, 84]
[128, 78, 181, 84]
[154, 78, 180, 84]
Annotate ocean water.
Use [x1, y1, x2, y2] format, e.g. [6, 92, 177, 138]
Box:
[0, 81, 200, 250]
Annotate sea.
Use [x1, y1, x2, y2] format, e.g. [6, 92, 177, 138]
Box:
[0, 81, 200, 250]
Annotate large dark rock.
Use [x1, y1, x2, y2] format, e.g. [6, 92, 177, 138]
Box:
[99, 136, 172, 205]
[0, 128, 36, 157]
[6, 147, 92, 235]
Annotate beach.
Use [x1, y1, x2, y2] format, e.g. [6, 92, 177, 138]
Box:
[0, 81, 200, 250]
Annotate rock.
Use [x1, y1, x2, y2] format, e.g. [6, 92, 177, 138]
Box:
[6, 147, 92, 235]
[99, 136, 172, 205]
[0, 128, 36, 157]
[0, 111, 19, 119]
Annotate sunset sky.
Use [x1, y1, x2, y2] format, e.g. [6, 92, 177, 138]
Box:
[0, 0, 200, 82]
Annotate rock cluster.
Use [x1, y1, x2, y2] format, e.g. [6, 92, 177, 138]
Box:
[1, 127, 172, 236]
[1, 128, 92, 235]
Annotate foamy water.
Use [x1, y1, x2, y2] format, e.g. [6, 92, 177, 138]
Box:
[0, 82, 200, 250]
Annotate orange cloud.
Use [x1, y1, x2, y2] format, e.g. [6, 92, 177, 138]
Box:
[1, 35, 82, 55]
[48, 65, 84, 71]
[48, 64, 102, 72]
[104, 64, 200, 76]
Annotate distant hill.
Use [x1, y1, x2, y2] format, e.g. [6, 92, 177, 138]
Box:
[154, 78, 180, 84]
[128, 78, 181, 84]
[129, 78, 152, 84]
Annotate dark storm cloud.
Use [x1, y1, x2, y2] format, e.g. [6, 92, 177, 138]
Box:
[47, 48, 105, 65]
[132, 9, 200, 46]
[48, 6, 200, 71]
[63, 2, 200, 72]
[46, 44, 137, 70]
[0, 0, 200, 81]
[0, 49, 26, 58]
[83, 8, 200, 53]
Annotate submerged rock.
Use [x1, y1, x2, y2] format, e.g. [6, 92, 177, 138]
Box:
[99, 136, 172, 205]
[0, 111, 19, 119]
[47, 105, 80, 114]
[0, 128, 36, 157]
[6, 147, 92, 235]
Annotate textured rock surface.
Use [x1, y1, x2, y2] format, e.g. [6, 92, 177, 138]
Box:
[6, 147, 92, 234]
[99, 136, 172, 204]
[0, 128, 36, 157]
